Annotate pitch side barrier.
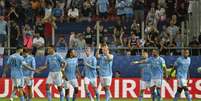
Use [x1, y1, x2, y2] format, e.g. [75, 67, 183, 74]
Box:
[0, 78, 201, 98]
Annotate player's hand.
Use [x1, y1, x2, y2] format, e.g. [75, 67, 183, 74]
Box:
[105, 49, 110, 55]
[84, 62, 89, 67]
[131, 61, 139, 64]
[34, 69, 41, 73]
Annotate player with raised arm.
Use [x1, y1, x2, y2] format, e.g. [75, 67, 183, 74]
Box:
[149, 49, 167, 101]
[2, 46, 35, 101]
[36, 45, 65, 101]
[96, 43, 114, 101]
[131, 51, 152, 101]
[172, 49, 192, 101]
[63, 49, 80, 101]
[83, 47, 100, 101]
[131, 49, 167, 101]
[22, 48, 36, 101]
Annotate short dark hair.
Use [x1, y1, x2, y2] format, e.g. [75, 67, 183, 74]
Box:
[60, 35, 65, 38]
[16, 45, 23, 50]
[66, 49, 74, 58]
[23, 48, 32, 53]
[48, 45, 56, 51]
[48, 45, 55, 49]
[101, 43, 107, 47]
[183, 48, 189, 51]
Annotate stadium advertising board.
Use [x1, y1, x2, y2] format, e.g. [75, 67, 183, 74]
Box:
[0, 78, 201, 98]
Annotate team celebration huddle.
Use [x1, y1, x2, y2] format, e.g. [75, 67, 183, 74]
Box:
[1, 43, 196, 101]
[2, 43, 114, 101]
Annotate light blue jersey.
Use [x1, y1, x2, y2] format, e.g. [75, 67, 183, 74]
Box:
[64, 57, 78, 80]
[84, 56, 97, 79]
[46, 53, 64, 72]
[97, 0, 109, 13]
[139, 61, 152, 81]
[174, 56, 191, 79]
[7, 53, 24, 79]
[148, 56, 165, 79]
[23, 55, 36, 77]
[98, 54, 113, 77]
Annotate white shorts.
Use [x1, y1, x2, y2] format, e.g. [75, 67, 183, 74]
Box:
[46, 71, 63, 86]
[100, 76, 112, 87]
[178, 78, 188, 87]
[12, 78, 24, 88]
[151, 79, 162, 87]
[64, 79, 79, 89]
[140, 80, 151, 90]
[24, 76, 33, 86]
[84, 77, 97, 87]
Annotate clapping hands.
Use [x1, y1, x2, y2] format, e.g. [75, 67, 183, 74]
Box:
[34, 69, 41, 73]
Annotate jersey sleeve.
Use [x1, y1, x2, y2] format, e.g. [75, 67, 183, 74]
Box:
[32, 57, 36, 69]
[189, 58, 191, 64]
[20, 56, 26, 66]
[22, 59, 28, 66]
[91, 57, 97, 69]
[174, 57, 180, 68]
[146, 57, 152, 64]
[160, 57, 166, 67]
[57, 54, 65, 63]
[31, 57, 36, 77]
[188, 57, 191, 67]
[76, 58, 79, 67]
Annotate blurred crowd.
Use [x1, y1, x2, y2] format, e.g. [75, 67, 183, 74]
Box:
[0, 0, 201, 56]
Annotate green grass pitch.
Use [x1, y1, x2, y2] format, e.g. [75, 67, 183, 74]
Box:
[1, 98, 200, 101]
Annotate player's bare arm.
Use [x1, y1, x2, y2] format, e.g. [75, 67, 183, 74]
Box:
[131, 60, 147, 64]
[61, 62, 67, 80]
[105, 50, 113, 61]
[22, 62, 35, 71]
[84, 62, 94, 68]
[36, 64, 48, 73]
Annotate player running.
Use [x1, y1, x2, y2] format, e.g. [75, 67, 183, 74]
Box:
[2, 46, 35, 101]
[22, 48, 36, 101]
[63, 49, 80, 101]
[131, 51, 152, 101]
[132, 49, 167, 101]
[83, 47, 100, 101]
[96, 43, 114, 101]
[171, 49, 192, 101]
[36, 45, 65, 101]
